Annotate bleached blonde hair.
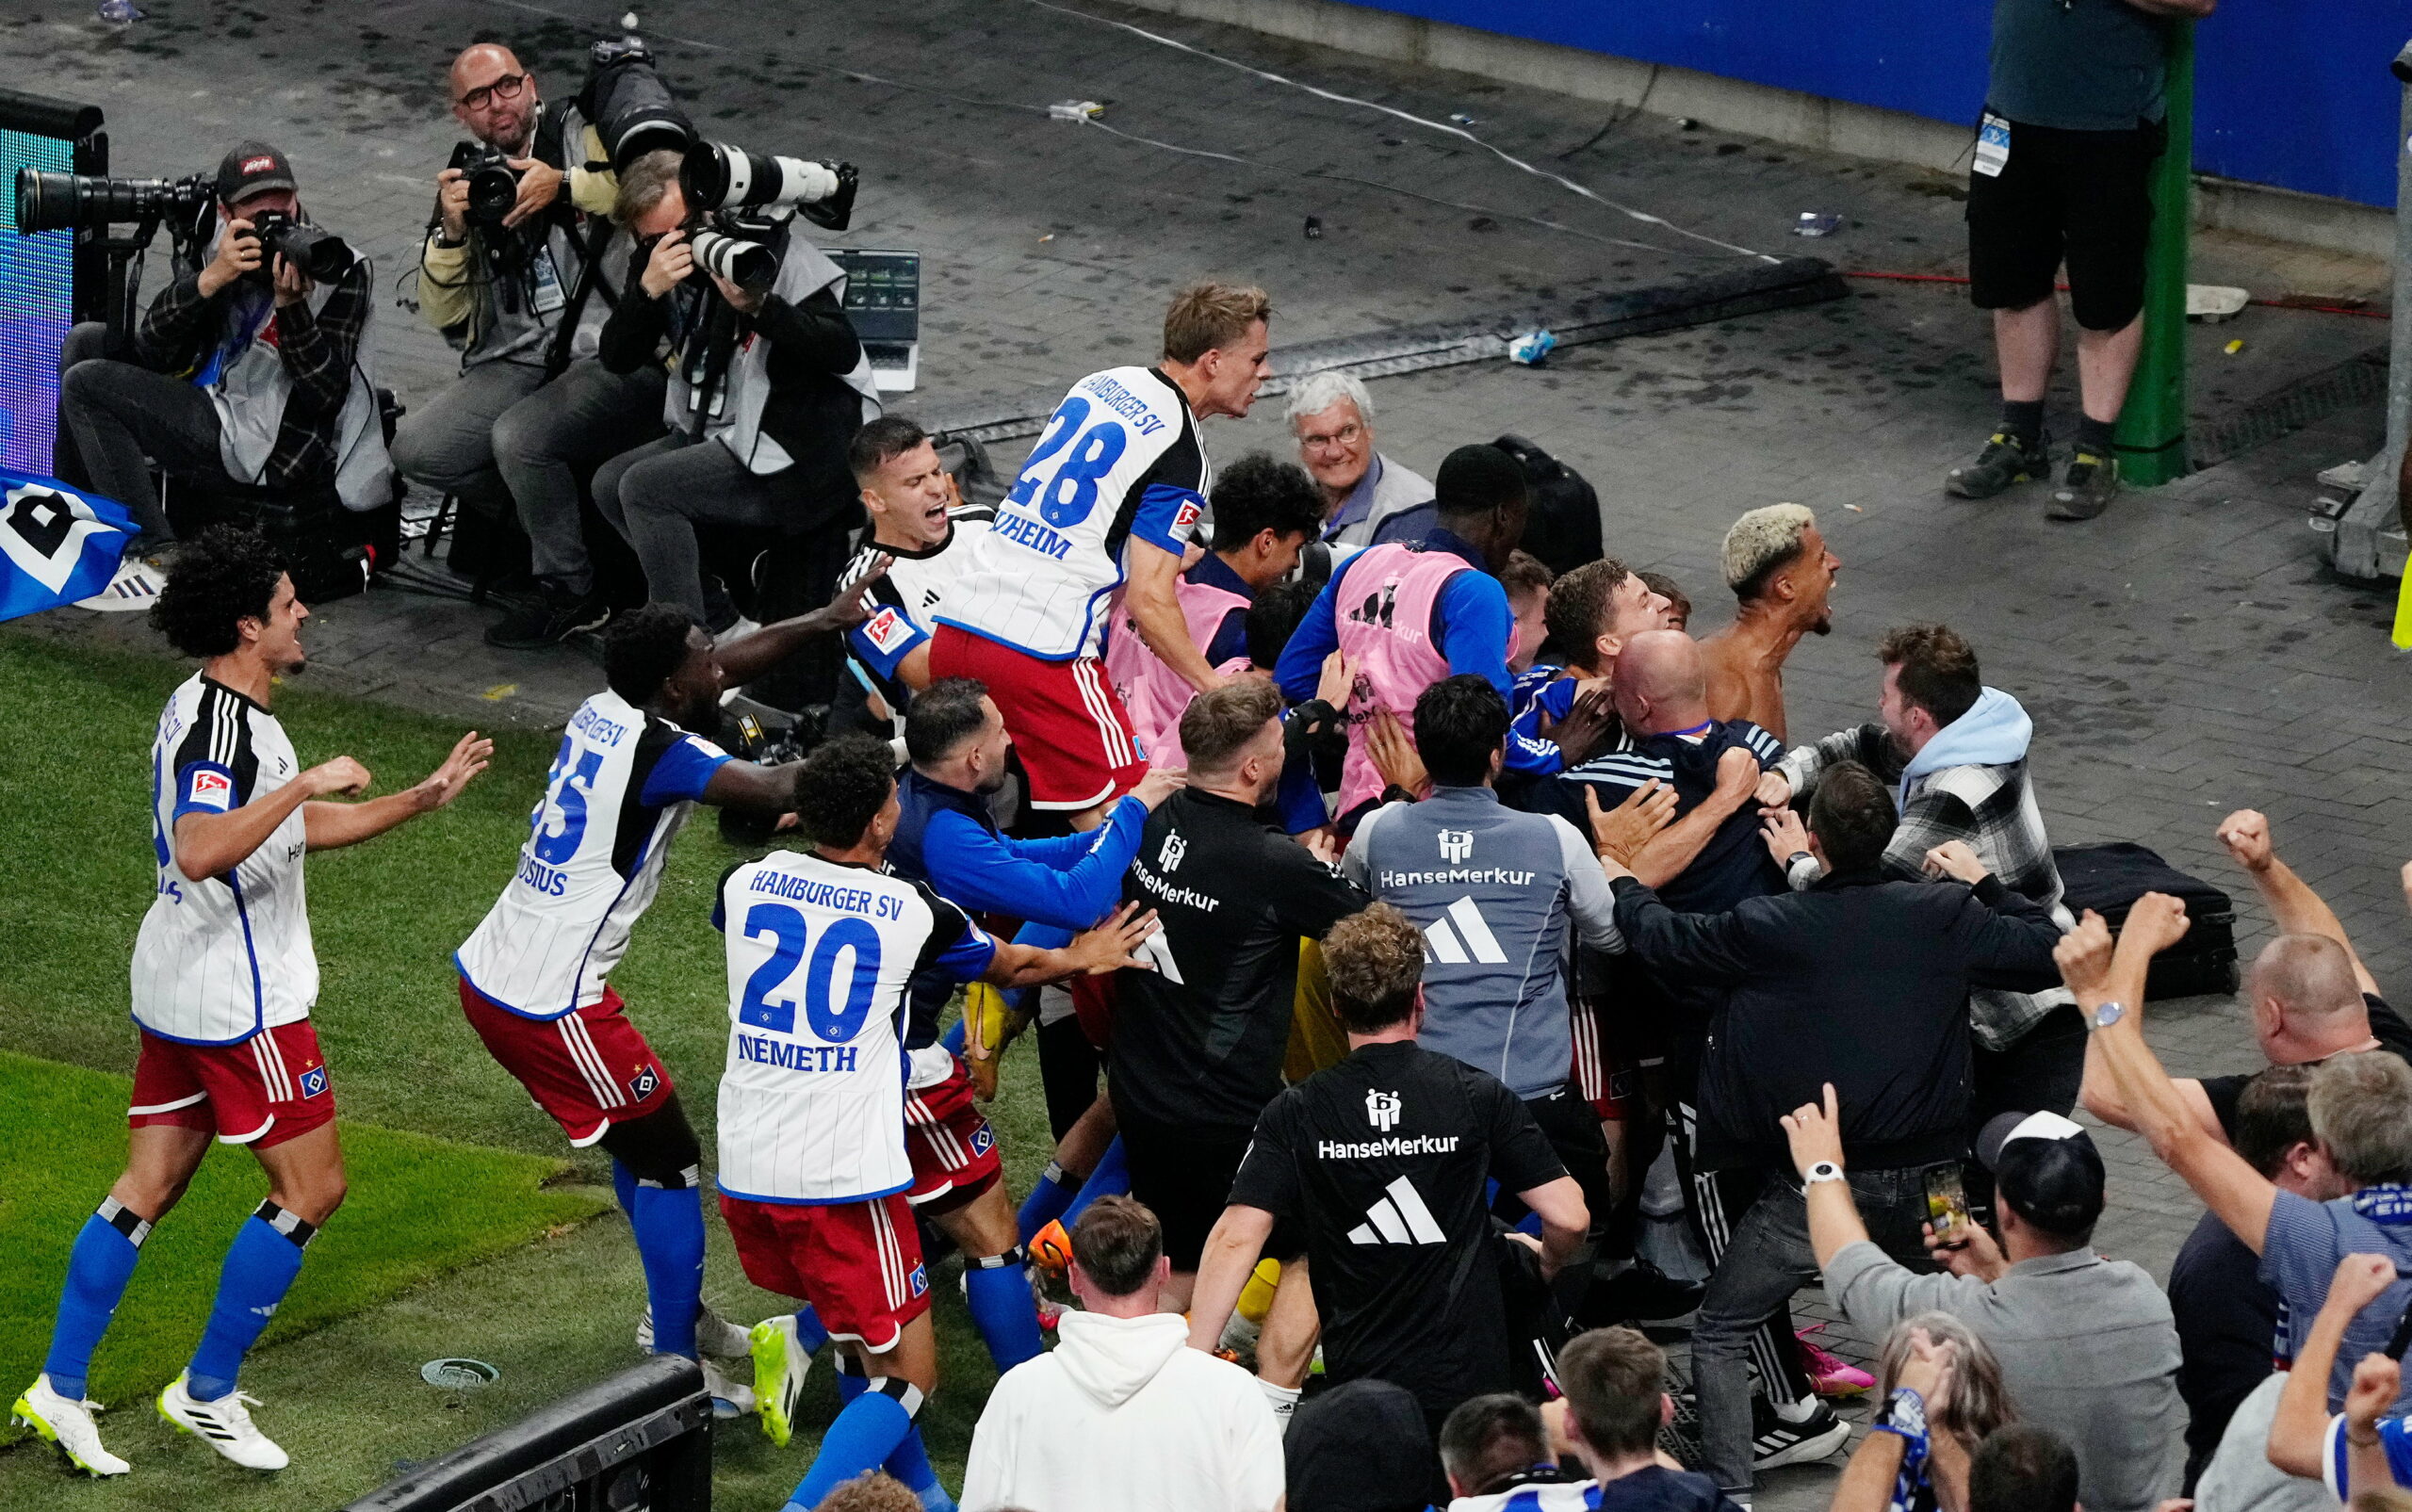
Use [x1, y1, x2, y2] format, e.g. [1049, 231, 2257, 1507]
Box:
[1720, 502, 1816, 599]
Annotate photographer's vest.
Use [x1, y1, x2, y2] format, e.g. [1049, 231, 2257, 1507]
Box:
[1101, 574, 1252, 768]
[1330, 542, 1518, 816]
[194, 222, 392, 512]
[452, 106, 609, 372]
[663, 217, 879, 477]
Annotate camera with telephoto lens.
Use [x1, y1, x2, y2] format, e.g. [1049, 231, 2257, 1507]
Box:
[245, 209, 356, 281]
[680, 141, 857, 231]
[685, 215, 777, 295]
[582, 34, 693, 170]
[447, 139, 519, 227]
[14, 168, 212, 234]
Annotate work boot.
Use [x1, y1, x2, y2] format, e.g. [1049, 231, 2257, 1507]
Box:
[2045, 450, 2119, 521]
[1944, 431, 2048, 499]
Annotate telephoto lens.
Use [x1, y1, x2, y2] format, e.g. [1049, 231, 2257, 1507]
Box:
[248, 210, 357, 280]
[687, 226, 776, 294]
[680, 141, 855, 227]
[15, 168, 212, 234]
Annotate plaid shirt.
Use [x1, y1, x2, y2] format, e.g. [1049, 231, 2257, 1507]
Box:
[137, 258, 373, 492]
[1777, 723, 2074, 1049]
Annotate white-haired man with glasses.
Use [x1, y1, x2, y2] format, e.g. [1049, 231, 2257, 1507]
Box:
[1286, 370, 1430, 550]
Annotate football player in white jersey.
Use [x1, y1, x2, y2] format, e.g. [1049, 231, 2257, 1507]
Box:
[453, 580, 882, 1417]
[838, 415, 996, 738]
[716, 735, 1157, 1510]
[14, 528, 490, 1478]
[931, 282, 1272, 825]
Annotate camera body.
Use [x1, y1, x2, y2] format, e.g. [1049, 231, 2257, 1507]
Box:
[582, 36, 693, 171]
[247, 209, 356, 282]
[681, 142, 857, 231]
[15, 168, 212, 236]
[448, 139, 519, 228]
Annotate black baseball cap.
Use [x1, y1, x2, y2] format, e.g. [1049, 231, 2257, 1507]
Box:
[1977, 1110, 2106, 1238]
[216, 141, 297, 206]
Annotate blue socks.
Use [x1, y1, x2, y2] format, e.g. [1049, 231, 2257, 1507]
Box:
[42, 1199, 152, 1401]
[1015, 1160, 1082, 1246]
[621, 1161, 705, 1359]
[966, 1249, 1043, 1371]
[816, 1358, 952, 1510]
[791, 1305, 832, 1358]
[788, 1377, 925, 1510]
[1058, 1136, 1130, 1231]
[187, 1202, 314, 1402]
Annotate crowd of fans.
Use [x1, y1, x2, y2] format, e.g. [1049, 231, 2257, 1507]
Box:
[43, 24, 2412, 1512]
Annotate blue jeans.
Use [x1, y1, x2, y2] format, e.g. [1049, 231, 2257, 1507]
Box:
[1694, 1162, 1943, 1492]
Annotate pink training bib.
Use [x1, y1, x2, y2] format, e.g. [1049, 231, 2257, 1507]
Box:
[1333, 543, 1502, 815]
[1102, 575, 1253, 768]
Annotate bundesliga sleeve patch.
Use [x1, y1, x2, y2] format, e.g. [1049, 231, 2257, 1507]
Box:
[183, 766, 235, 812]
[1171, 499, 1203, 539]
[864, 607, 916, 656]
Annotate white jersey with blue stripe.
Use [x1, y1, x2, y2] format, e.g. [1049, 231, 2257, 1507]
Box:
[714, 851, 997, 1204]
[131, 673, 316, 1045]
[937, 366, 1209, 660]
[841, 502, 996, 726]
[455, 691, 729, 1019]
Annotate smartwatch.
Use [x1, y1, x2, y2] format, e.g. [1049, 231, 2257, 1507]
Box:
[1804, 1160, 1845, 1185]
[2087, 1000, 2127, 1031]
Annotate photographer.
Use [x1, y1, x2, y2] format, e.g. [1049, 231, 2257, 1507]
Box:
[592, 149, 878, 653]
[399, 43, 669, 650]
[59, 143, 385, 589]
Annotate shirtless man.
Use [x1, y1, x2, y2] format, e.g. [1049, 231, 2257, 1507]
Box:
[1698, 504, 1839, 744]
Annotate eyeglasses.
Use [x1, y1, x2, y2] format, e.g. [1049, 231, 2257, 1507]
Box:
[1297, 421, 1364, 453]
[456, 73, 528, 112]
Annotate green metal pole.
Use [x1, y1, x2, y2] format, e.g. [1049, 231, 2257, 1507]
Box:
[2115, 20, 2194, 486]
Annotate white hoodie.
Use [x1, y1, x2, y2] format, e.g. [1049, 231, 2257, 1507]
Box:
[961, 1310, 1284, 1512]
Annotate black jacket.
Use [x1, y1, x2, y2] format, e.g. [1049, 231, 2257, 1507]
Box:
[1610, 868, 2062, 1170]
[598, 241, 865, 511]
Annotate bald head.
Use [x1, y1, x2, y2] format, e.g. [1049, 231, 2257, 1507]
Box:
[1613, 629, 1709, 735]
[449, 43, 537, 150]
[2251, 934, 2366, 1028]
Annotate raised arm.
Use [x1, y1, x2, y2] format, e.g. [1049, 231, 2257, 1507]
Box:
[2074, 896, 2279, 1251]
[1625, 745, 1761, 888]
[2269, 1252, 2399, 1480]
[713, 558, 888, 690]
[2220, 809, 2380, 997]
[302, 731, 492, 851]
[977, 902, 1160, 988]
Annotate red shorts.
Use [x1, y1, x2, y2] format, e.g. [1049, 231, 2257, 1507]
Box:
[129, 1019, 335, 1149]
[904, 1058, 1002, 1211]
[720, 1191, 932, 1352]
[929, 626, 1147, 810]
[460, 978, 674, 1146]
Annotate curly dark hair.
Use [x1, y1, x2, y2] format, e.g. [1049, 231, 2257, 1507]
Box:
[792, 734, 898, 849]
[603, 604, 700, 706]
[1412, 674, 1509, 788]
[1208, 452, 1325, 551]
[149, 527, 287, 658]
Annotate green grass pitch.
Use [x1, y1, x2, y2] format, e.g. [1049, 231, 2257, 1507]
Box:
[0, 630, 1063, 1505]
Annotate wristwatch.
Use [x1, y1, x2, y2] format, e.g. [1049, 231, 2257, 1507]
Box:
[2087, 1000, 2127, 1031]
[1785, 851, 1815, 872]
[1804, 1160, 1845, 1185]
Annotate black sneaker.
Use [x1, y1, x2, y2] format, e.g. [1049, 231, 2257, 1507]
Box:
[1580, 1260, 1706, 1326]
[1752, 1397, 1850, 1471]
[485, 581, 611, 649]
[2045, 450, 2119, 521]
[1944, 431, 2048, 499]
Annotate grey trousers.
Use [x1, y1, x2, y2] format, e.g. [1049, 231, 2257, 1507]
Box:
[388, 356, 547, 507]
[594, 431, 851, 623]
[395, 357, 665, 593]
[491, 360, 665, 592]
[57, 318, 224, 551]
[1693, 1162, 1942, 1493]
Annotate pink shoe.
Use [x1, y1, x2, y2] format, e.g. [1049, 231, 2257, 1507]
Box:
[1797, 1325, 1874, 1396]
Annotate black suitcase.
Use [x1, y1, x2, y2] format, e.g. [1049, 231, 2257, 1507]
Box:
[1491, 432, 1603, 577]
[2052, 842, 2239, 1000]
